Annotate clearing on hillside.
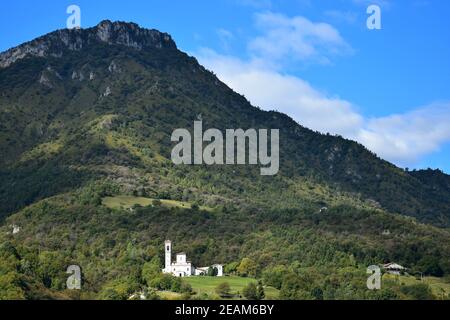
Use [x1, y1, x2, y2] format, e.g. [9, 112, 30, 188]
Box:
[184, 276, 279, 299]
[102, 196, 212, 211]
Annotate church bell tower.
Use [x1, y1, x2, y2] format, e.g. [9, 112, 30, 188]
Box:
[165, 240, 172, 272]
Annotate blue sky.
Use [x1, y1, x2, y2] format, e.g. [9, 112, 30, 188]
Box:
[1, 0, 449, 172]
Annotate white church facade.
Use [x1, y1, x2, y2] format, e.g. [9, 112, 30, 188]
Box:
[163, 240, 223, 277]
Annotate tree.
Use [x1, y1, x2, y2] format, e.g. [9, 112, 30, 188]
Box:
[208, 267, 218, 277]
[419, 257, 444, 277]
[224, 262, 239, 275]
[311, 287, 323, 300]
[142, 256, 162, 286]
[215, 282, 231, 298]
[243, 282, 258, 300]
[99, 277, 140, 300]
[257, 281, 265, 300]
[279, 272, 314, 300]
[149, 274, 174, 291]
[152, 199, 162, 206]
[400, 284, 435, 300]
[237, 258, 257, 278]
[262, 265, 286, 290]
[180, 281, 193, 294]
[0, 272, 25, 300]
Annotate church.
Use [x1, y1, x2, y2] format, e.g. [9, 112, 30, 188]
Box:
[163, 240, 223, 277]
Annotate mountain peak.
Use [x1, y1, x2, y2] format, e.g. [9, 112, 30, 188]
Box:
[0, 20, 176, 68]
[93, 20, 176, 49]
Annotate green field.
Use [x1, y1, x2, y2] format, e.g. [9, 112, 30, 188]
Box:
[385, 274, 450, 298]
[157, 291, 185, 300]
[184, 276, 279, 300]
[102, 196, 212, 211]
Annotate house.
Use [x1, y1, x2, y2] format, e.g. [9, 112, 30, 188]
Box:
[319, 207, 328, 213]
[162, 240, 223, 277]
[383, 263, 407, 275]
[194, 264, 224, 277]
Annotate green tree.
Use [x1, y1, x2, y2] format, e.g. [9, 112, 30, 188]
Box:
[208, 267, 218, 277]
[99, 277, 139, 300]
[418, 257, 444, 277]
[311, 287, 323, 300]
[400, 284, 435, 300]
[224, 262, 239, 275]
[280, 272, 314, 300]
[257, 281, 265, 300]
[142, 256, 162, 286]
[262, 265, 286, 290]
[149, 274, 174, 291]
[0, 272, 25, 300]
[215, 282, 231, 298]
[243, 282, 258, 300]
[237, 258, 257, 278]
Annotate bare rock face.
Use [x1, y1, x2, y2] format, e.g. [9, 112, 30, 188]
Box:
[102, 86, 112, 97]
[39, 73, 53, 88]
[0, 20, 176, 69]
[108, 60, 122, 73]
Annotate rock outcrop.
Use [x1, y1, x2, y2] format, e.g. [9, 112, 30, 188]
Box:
[0, 20, 176, 69]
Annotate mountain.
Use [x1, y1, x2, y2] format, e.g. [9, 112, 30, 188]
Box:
[0, 21, 449, 300]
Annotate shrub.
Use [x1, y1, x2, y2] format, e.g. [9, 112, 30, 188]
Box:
[243, 282, 258, 300]
[215, 282, 232, 298]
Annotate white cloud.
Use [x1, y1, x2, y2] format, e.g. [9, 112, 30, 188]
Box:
[195, 12, 450, 168]
[249, 12, 352, 65]
[359, 103, 450, 165]
[217, 28, 234, 51]
[198, 49, 450, 167]
[199, 49, 362, 136]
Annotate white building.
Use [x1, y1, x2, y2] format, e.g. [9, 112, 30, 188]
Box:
[163, 240, 223, 278]
[163, 240, 193, 277]
[383, 263, 407, 275]
[195, 264, 223, 277]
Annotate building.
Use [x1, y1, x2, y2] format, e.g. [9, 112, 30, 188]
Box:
[163, 240, 223, 278]
[194, 264, 223, 277]
[163, 240, 193, 277]
[383, 263, 407, 275]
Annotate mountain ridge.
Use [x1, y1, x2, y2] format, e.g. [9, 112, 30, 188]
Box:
[0, 20, 176, 69]
[0, 21, 449, 227]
